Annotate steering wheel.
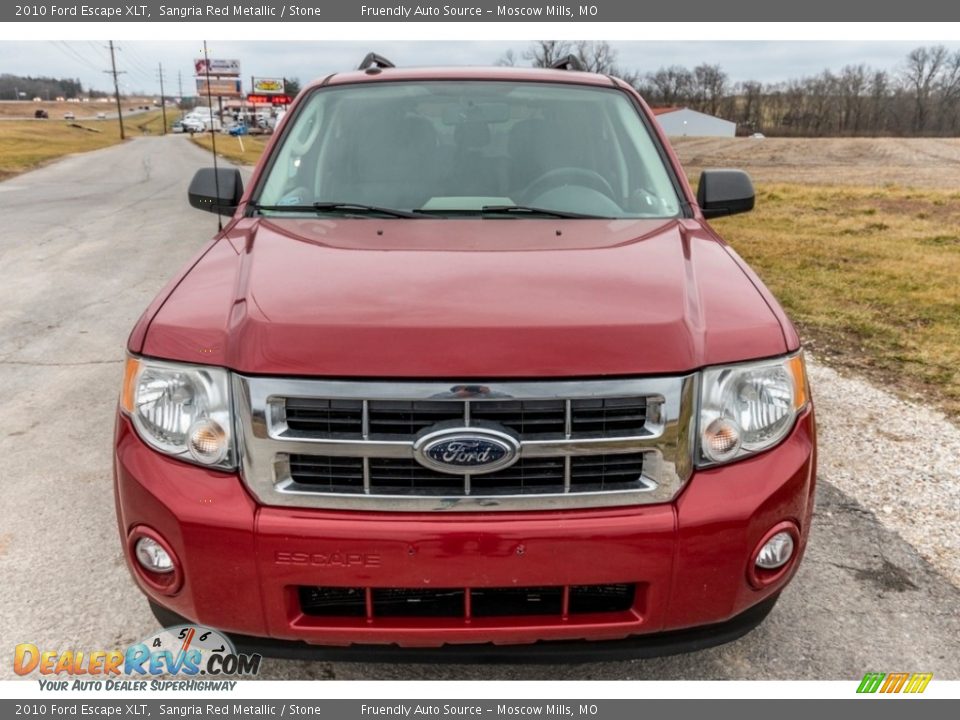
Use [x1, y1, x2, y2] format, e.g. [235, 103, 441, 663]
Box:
[520, 167, 616, 205]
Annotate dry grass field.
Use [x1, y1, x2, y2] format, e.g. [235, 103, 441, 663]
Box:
[0, 111, 173, 180]
[189, 132, 271, 166]
[671, 137, 960, 417]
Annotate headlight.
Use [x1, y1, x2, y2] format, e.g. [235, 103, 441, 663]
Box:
[698, 352, 808, 466]
[120, 356, 234, 469]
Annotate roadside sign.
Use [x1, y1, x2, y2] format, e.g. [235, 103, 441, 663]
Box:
[247, 94, 292, 105]
[194, 58, 241, 76]
[195, 77, 243, 97]
[252, 77, 285, 95]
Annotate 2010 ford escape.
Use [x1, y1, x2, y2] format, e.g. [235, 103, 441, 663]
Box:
[114, 55, 816, 661]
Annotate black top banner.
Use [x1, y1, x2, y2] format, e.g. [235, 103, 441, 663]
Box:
[6, 0, 960, 22]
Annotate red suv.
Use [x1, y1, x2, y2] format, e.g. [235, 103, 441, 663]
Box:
[115, 55, 815, 661]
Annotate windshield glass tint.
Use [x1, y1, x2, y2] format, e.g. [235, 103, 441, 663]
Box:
[256, 81, 682, 218]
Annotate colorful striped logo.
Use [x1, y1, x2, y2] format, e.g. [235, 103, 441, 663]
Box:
[857, 672, 933, 694]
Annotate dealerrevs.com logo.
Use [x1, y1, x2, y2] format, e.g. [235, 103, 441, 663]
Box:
[14, 625, 261, 691]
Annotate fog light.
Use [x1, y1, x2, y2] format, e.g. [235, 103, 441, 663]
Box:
[135, 537, 174, 573]
[187, 419, 227, 464]
[702, 417, 742, 463]
[755, 531, 794, 570]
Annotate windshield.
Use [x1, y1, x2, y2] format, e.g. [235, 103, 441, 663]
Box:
[255, 81, 683, 219]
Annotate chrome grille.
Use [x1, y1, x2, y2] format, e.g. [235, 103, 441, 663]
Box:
[282, 397, 647, 440]
[287, 453, 649, 495]
[234, 375, 696, 511]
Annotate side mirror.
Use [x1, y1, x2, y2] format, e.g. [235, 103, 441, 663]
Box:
[188, 168, 244, 216]
[697, 169, 755, 219]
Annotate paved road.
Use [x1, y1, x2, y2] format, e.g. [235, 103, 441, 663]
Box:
[0, 136, 957, 680]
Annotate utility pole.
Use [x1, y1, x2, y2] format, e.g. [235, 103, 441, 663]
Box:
[157, 62, 168, 135]
[105, 40, 125, 139]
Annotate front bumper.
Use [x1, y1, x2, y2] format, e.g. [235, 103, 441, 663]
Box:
[114, 407, 816, 651]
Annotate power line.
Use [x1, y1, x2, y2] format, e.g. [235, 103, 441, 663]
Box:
[112, 43, 155, 88]
[118, 43, 155, 81]
[48, 41, 102, 75]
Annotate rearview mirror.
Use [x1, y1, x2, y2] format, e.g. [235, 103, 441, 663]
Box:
[697, 169, 755, 219]
[188, 168, 244, 216]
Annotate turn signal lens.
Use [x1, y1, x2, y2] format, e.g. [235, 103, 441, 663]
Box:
[702, 418, 742, 463]
[120, 356, 141, 414]
[188, 419, 228, 465]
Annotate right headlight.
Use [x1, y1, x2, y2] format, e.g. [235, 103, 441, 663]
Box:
[697, 352, 809, 467]
[120, 355, 235, 470]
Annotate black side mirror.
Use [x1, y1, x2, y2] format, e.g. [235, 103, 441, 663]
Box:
[697, 169, 755, 219]
[188, 168, 244, 216]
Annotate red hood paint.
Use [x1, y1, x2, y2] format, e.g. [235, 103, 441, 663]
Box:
[139, 217, 790, 377]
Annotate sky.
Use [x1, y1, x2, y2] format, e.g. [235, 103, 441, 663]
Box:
[3, 40, 958, 97]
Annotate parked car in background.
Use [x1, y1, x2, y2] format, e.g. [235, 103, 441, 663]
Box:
[63, 111, 75, 120]
[96, 112, 107, 120]
[181, 118, 205, 134]
[171, 120, 185, 134]
[34, 109, 48, 119]
[228, 123, 249, 136]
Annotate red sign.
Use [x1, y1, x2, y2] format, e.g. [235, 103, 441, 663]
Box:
[246, 94, 292, 105]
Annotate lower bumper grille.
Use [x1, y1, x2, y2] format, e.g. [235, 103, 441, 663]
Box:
[288, 453, 647, 495]
[298, 584, 637, 619]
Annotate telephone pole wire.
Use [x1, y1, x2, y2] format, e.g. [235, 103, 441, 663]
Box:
[157, 62, 168, 135]
[105, 41, 126, 140]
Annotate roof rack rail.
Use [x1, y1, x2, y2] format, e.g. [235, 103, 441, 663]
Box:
[358, 53, 396, 71]
[550, 55, 585, 72]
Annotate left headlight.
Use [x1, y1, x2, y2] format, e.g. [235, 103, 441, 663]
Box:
[120, 355, 235, 470]
[697, 352, 809, 467]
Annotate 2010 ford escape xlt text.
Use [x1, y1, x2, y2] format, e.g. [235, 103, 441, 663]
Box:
[114, 55, 816, 661]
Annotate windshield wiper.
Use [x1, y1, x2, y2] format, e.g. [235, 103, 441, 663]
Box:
[480, 205, 608, 219]
[253, 201, 420, 218]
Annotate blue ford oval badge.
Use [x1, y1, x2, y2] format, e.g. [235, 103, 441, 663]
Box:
[414, 428, 520, 475]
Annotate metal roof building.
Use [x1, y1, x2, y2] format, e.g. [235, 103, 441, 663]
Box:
[652, 107, 736, 137]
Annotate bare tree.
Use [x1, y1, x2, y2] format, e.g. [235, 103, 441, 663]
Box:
[838, 65, 867, 134]
[523, 41, 573, 68]
[646, 66, 694, 107]
[495, 49, 518, 67]
[691, 64, 728, 115]
[903, 45, 949, 133]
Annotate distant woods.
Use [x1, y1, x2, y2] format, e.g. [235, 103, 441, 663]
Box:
[500, 42, 960, 137]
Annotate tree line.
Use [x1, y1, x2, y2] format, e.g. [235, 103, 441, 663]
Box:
[500, 42, 960, 137]
[0, 74, 110, 102]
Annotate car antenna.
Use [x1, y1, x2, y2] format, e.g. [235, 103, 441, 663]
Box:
[358, 52, 396, 71]
[202, 40, 223, 232]
[549, 55, 586, 72]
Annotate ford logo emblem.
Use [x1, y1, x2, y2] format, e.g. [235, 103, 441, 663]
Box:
[414, 428, 520, 475]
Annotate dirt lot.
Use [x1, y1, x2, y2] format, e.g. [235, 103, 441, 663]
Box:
[670, 136, 960, 187]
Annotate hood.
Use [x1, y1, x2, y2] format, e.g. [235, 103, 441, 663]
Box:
[141, 217, 789, 377]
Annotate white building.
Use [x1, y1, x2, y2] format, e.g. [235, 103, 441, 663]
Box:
[653, 107, 736, 137]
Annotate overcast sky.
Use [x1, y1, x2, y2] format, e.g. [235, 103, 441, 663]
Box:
[3, 40, 957, 96]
